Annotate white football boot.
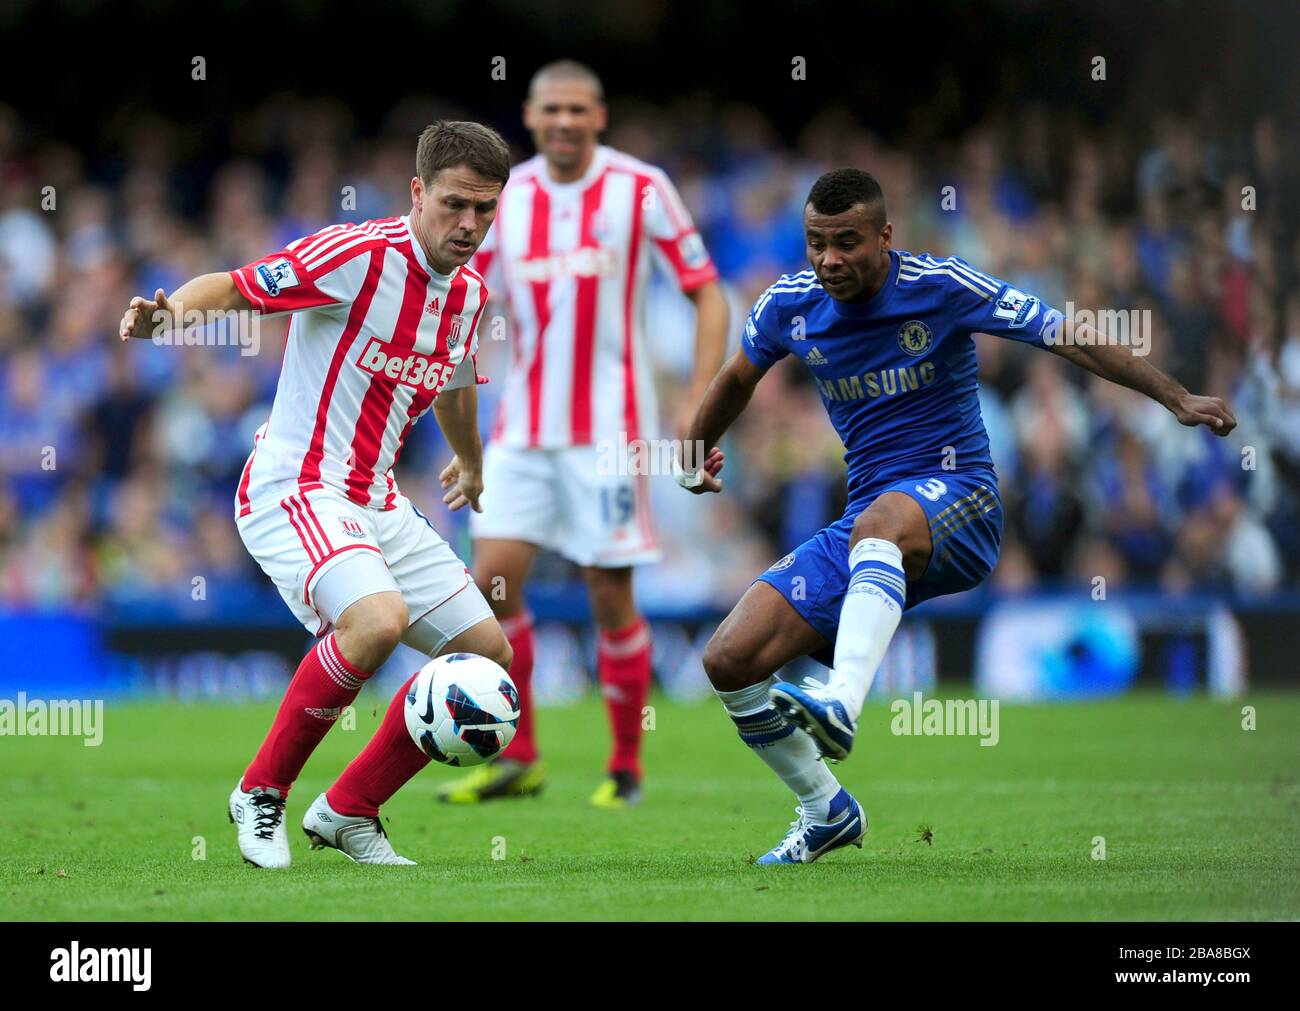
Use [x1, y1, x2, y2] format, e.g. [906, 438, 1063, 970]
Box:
[228, 782, 291, 869]
[301, 792, 416, 866]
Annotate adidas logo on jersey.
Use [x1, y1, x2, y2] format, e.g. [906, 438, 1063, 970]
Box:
[422, 300, 465, 349]
[804, 346, 829, 365]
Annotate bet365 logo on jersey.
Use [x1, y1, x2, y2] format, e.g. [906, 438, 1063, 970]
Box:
[355, 337, 457, 393]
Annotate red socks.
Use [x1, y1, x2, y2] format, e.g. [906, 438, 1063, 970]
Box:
[327, 672, 428, 818]
[494, 613, 653, 777]
[272, 615, 652, 819]
[243, 633, 369, 797]
[497, 613, 537, 764]
[598, 619, 653, 779]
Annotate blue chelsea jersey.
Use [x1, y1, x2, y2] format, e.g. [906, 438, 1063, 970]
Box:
[741, 250, 1063, 507]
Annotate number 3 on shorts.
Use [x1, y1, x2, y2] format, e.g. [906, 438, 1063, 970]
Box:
[915, 478, 948, 502]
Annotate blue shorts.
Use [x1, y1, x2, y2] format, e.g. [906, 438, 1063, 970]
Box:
[755, 470, 1003, 666]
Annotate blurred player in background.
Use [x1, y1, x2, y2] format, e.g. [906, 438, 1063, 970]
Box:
[119, 122, 514, 867]
[436, 61, 729, 807]
[679, 168, 1238, 863]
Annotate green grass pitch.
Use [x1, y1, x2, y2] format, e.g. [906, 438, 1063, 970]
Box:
[2, 691, 1298, 920]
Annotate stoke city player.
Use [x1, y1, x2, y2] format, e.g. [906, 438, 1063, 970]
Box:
[436, 61, 729, 807]
[677, 168, 1237, 863]
[119, 121, 514, 867]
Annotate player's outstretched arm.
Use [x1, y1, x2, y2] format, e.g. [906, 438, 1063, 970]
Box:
[1047, 319, 1238, 436]
[676, 280, 731, 435]
[676, 347, 767, 494]
[434, 385, 485, 512]
[118, 273, 253, 342]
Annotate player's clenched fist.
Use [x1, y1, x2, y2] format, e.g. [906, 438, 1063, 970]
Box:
[439, 455, 484, 512]
[119, 288, 175, 341]
[677, 446, 725, 494]
[1169, 392, 1238, 437]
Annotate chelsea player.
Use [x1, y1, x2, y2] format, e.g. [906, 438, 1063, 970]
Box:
[676, 168, 1237, 864]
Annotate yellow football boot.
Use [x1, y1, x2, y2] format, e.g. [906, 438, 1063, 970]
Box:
[436, 760, 546, 804]
[589, 771, 643, 809]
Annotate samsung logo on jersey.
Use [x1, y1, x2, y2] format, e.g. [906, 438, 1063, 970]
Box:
[816, 362, 938, 402]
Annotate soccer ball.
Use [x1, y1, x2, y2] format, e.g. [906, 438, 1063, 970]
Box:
[404, 653, 520, 767]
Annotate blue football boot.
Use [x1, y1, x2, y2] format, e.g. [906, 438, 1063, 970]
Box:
[769, 680, 856, 762]
[756, 788, 867, 865]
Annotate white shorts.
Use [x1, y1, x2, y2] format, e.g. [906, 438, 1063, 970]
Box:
[237, 484, 492, 653]
[470, 444, 661, 568]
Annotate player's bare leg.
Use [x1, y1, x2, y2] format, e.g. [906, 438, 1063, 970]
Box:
[435, 612, 514, 668]
[704, 582, 866, 863]
[583, 565, 650, 808]
[308, 615, 513, 865]
[334, 591, 411, 670]
[771, 491, 931, 761]
[231, 589, 407, 868]
[703, 581, 829, 693]
[438, 538, 544, 803]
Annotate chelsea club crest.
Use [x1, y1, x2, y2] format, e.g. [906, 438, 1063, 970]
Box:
[897, 319, 933, 356]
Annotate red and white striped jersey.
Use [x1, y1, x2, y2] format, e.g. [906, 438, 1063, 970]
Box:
[231, 214, 488, 513]
[474, 146, 717, 448]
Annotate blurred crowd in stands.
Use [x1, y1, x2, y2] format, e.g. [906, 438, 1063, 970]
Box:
[1, 87, 1297, 616]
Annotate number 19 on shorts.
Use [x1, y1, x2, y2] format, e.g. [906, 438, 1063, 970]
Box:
[600, 484, 634, 527]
